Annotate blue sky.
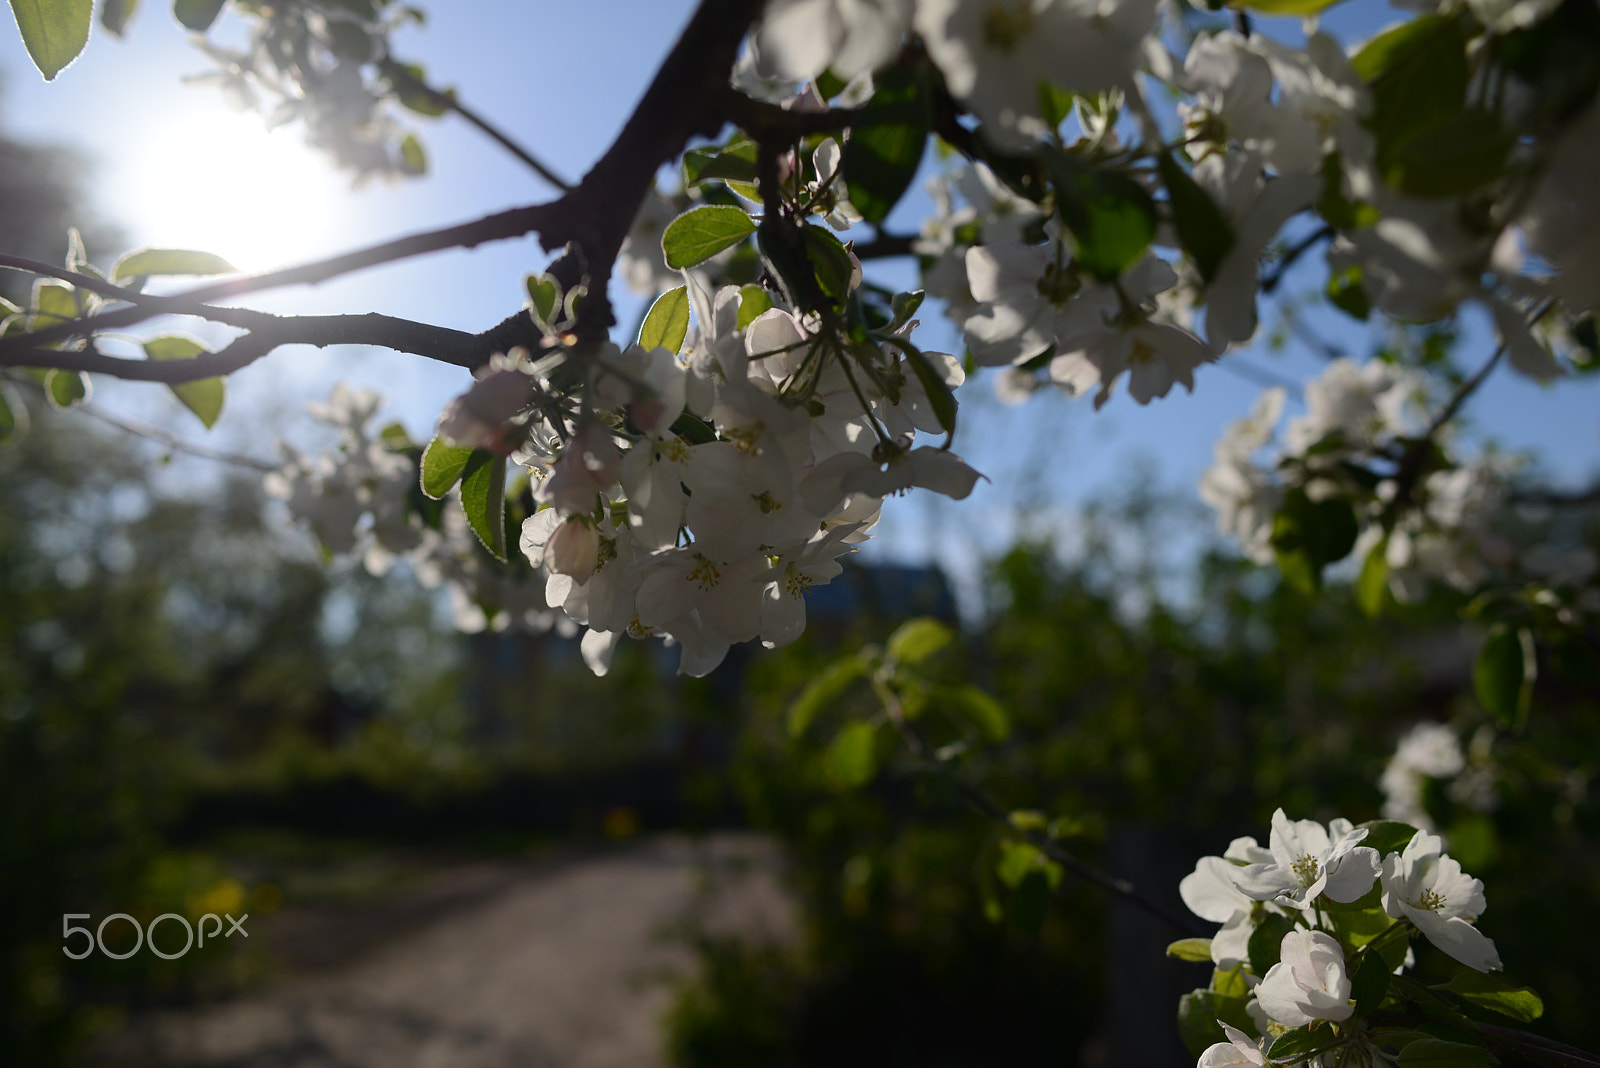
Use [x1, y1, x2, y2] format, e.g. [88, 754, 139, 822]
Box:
[5, 0, 1597, 589]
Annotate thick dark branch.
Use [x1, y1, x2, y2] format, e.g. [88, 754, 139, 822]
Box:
[853, 231, 919, 260]
[719, 88, 864, 136]
[1, 313, 478, 383]
[536, 0, 764, 340]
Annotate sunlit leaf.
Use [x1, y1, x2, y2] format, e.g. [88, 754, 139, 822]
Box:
[145, 335, 223, 428]
[1042, 147, 1156, 280]
[1356, 534, 1389, 616]
[1165, 938, 1214, 963]
[459, 449, 507, 561]
[1441, 970, 1544, 1022]
[788, 650, 874, 737]
[398, 133, 427, 175]
[420, 434, 474, 499]
[638, 284, 689, 354]
[736, 284, 772, 330]
[8, 0, 91, 79]
[44, 368, 88, 408]
[111, 248, 237, 280]
[661, 205, 755, 270]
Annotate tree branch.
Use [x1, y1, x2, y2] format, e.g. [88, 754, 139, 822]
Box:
[1, 313, 478, 383]
[378, 59, 574, 192]
[877, 681, 1200, 936]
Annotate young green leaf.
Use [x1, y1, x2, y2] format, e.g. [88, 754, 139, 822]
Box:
[1356, 534, 1389, 616]
[638, 284, 690, 354]
[661, 205, 756, 269]
[44, 368, 88, 408]
[0, 381, 23, 441]
[1165, 938, 1215, 963]
[1235, 0, 1349, 14]
[8, 0, 92, 80]
[1441, 970, 1544, 1023]
[886, 617, 953, 667]
[1474, 623, 1536, 727]
[111, 248, 237, 281]
[398, 134, 427, 175]
[145, 335, 224, 428]
[825, 721, 879, 789]
[173, 0, 225, 32]
[788, 650, 875, 738]
[459, 449, 507, 561]
[736, 284, 773, 330]
[420, 434, 475, 499]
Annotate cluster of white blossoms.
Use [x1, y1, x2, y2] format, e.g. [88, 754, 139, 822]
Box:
[1378, 721, 1498, 831]
[266, 0, 1600, 667]
[1199, 359, 1517, 600]
[1183, 810, 1503, 1068]
[265, 383, 558, 634]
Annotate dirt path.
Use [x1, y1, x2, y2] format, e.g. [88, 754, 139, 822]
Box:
[106, 834, 791, 1068]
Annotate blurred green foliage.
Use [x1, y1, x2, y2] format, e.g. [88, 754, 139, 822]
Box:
[667, 490, 1600, 1067]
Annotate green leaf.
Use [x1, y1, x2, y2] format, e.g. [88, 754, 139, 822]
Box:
[398, 133, 427, 175]
[1158, 154, 1234, 284]
[420, 434, 474, 499]
[1212, 965, 1251, 999]
[1356, 534, 1389, 617]
[144, 335, 223, 428]
[1234, 0, 1347, 13]
[1351, 14, 1451, 82]
[661, 205, 756, 270]
[44, 368, 88, 408]
[111, 247, 236, 280]
[525, 273, 560, 323]
[1352, 947, 1393, 1018]
[31, 280, 79, 327]
[1177, 989, 1253, 1058]
[947, 683, 1009, 742]
[1398, 1039, 1496, 1066]
[842, 66, 930, 224]
[387, 60, 450, 116]
[886, 617, 952, 667]
[0, 381, 23, 441]
[788, 650, 874, 737]
[1248, 912, 1295, 975]
[1358, 15, 1474, 195]
[1382, 109, 1513, 197]
[1269, 1026, 1338, 1060]
[1042, 147, 1157, 280]
[898, 341, 958, 436]
[1474, 623, 1535, 727]
[736, 284, 772, 330]
[800, 224, 855, 301]
[1441, 971, 1544, 1023]
[825, 721, 878, 789]
[172, 0, 224, 31]
[638, 284, 690, 354]
[459, 449, 507, 561]
[1356, 819, 1421, 858]
[1165, 938, 1214, 963]
[1329, 265, 1372, 321]
[682, 134, 759, 188]
[1271, 488, 1360, 595]
[100, 0, 137, 36]
[8, 0, 91, 79]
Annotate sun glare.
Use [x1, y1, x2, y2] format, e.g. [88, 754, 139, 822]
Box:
[121, 105, 348, 274]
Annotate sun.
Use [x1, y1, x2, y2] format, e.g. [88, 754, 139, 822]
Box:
[118, 101, 349, 275]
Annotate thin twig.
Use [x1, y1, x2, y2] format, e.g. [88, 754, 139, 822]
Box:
[378, 59, 573, 192]
[77, 404, 275, 471]
[1260, 225, 1334, 294]
[876, 681, 1200, 935]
